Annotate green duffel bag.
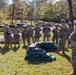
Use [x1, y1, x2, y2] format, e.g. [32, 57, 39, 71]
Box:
[26, 55, 32, 58]
[32, 55, 40, 58]
[27, 51, 36, 55]
[27, 43, 38, 50]
[51, 56, 56, 61]
[41, 54, 50, 58]
[27, 58, 35, 60]
[35, 51, 46, 55]
[45, 58, 52, 61]
[36, 41, 57, 51]
[33, 48, 43, 51]
[37, 58, 44, 61]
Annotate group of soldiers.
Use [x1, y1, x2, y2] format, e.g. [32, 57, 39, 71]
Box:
[3, 22, 51, 47]
[3, 19, 76, 50]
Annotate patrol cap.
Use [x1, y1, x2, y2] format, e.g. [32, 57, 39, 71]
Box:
[55, 23, 59, 26]
[61, 19, 66, 23]
[68, 22, 72, 25]
[23, 25, 27, 28]
[36, 22, 38, 25]
[14, 25, 17, 28]
[6, 26, 10, 29]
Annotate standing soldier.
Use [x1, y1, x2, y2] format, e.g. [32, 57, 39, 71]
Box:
[67, 22, 74, 46]
[26, 25, 34, 45]
[58, 19, 67, 54]
[43, 23, 51, 41]
[13, 26, 20, 47]
[4, 24, 8, 47]
[74, 20, 76, 30]
[33, 22, 41, 42]
[69, 30, 76, 75]
[22, 26, 28, 46]
[52, 23, 59, 45]
[4, 26, 12, 47]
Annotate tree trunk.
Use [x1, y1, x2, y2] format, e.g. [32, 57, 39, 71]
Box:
[67, 0, 73, 25]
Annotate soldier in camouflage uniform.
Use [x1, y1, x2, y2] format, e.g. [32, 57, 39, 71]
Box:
[69, 30, 76, 75]
[52, 23, 59, 45]
[22, 26, 28, 46]
[43, 24, 51, 41]
[4, 26, 12, 47]
[4, 25, 8, 46]
[33, 23, 41, 42]
[74, 20, 76, 30]
[58, 19, 67, 54]
[13, 26, 20, 47]
[26, 25, 34, 45]
[67, 22, 74, 46]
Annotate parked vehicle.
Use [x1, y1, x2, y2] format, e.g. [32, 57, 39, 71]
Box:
[16, 23, 27, 31]
[0, 25, 5, 32]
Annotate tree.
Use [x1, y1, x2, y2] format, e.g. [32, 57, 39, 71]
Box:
[67, 0, 73, 24]
[8, 0, 31, 24]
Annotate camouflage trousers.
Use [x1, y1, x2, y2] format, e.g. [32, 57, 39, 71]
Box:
[71, 41, 76, 74]
[58, 36, 66, 53]
[4, 34, 12, 46]
[34, 33, 41, 42]
[22, 37, 27, 46]
[13, 34, 20, 44]
[43, 33, 50, 41]
[52, 34, 59, 44]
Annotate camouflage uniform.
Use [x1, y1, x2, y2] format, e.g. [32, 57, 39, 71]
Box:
[13, 27, 20, 46]
[4, 26, 12, 47]
[52, 24, 59, 45]
[22, 26, 28, 46]
[33, 24, 41, 42]
[67, 22, 74, 46]
[69, 31, 76, 75]
[43, 25, 51, 41]
[58, 19, 67, 54]
[74, 20, 76, 30]
[26, 26, 34, 45]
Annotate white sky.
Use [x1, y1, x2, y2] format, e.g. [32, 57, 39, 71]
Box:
[9, 0, 60, 4]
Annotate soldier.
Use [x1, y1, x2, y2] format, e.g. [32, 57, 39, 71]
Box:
[52, 23, 59, 45]
[43, 23, 51, 41]
[22, 26, 28, 46]
[67, 22, 74, 46]
[74, 20, 76, 30]
[33, 22, 41, 42]
[13, 26, 20, 47]
[57, 19, 67, 54]
[69, 30, 76, 75]
[4, 24, 8, 46]
[4, 26, 12, 47]
[26, 25, 34, 45]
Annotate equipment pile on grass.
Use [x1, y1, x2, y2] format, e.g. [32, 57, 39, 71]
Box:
[25, 41, 57, 61]
[25, 48, 56, 61]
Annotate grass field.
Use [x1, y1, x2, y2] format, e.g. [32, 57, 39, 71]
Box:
[0, 33, 72, 75]
[0, 40, 73, 75]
